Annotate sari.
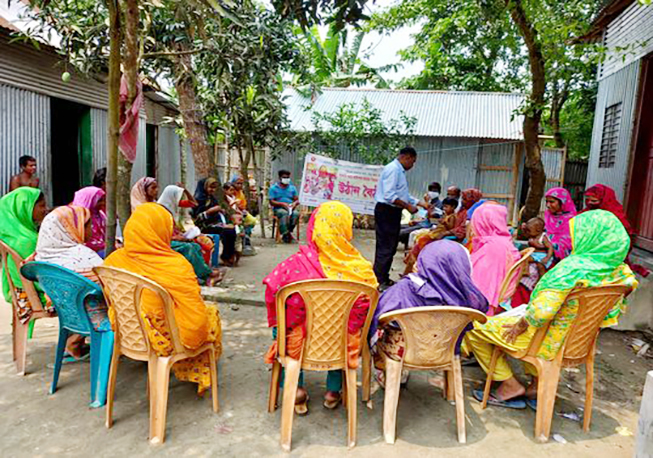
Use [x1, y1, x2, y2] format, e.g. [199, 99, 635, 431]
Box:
[0, 188, 43, 303]
[470, 204, 520, 315]
[35, 206, 108, 330]
[545, 187, 577, 260]
[158, 185, 213, 281]
[130, 177, 156, 211]
[263, 201, 378, 367]
[581, 184, 633, 234]
[452, 188, 482, 240]
[72, 187, 106, 253]
[465, 210, 638, 383]
[370, 240, 488, 357]
[104, 203, 222, 393]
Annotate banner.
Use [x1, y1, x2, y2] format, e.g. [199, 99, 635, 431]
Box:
[299, 153, 383, 215]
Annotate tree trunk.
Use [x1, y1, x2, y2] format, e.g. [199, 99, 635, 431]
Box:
[251, 144, 266, 238]
[549, 82, 569, 149]
[241, 135, 254, 205]
[105, 0, 121, 255]
[116, 0, 139, 229]
[173, 44, 216, 180]
[508, 0, 547, 222]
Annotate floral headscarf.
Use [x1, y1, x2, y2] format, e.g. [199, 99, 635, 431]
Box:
[545, 187, 577, 260]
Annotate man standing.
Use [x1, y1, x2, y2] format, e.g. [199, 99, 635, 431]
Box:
[269, 169, 299, 243]
[373, 147, 418, 289]
[9, 155, 39, 191]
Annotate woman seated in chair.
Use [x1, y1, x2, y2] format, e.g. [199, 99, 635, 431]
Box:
[263, 201, 378, 413]
[0, 187, 52, 322]
[104, 203, 222, 394]
[72, 186, 107, 256]
[157, 185, 222, 286]
[469, 204, 520, 316]
[192, 178, 238, 267]
[370, 239, 489, 386]
[465, 210, 637, 409]
[35, 205, 110, 356]
[130, 176, 158, 211]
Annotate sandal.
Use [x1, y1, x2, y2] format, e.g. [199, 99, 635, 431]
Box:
[526, 398, 537, 411]
[472, 389, 527, 409]
[323, 392, 342, 410]
[294, 390, 309, 416]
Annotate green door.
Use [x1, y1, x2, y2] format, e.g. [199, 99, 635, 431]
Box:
[78, 108, 93, 186]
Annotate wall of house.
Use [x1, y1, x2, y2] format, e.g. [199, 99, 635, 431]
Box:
[587, 60, 641, 200]
[598, 2, 653, 80]
[0, 84, 51, 200]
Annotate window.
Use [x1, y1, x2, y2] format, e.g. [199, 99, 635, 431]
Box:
[599, 102, 621, 168]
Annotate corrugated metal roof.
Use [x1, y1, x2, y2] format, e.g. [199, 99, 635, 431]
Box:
[284, 88, 525, 140]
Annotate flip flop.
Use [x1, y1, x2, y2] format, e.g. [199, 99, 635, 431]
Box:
[526, 398, 537, 411]
[295, 394, 309, 416]
[323, 392, 342, 410]
[472, 389, 527, 410]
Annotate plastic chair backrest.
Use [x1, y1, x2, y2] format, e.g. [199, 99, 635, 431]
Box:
[379, 306, 487, 369]
[94, 266, 185, 360]
[0, 240, 43, 312]
[525, 284, 631, 363]
[497, 248, 535, 305]
[276, 279, 379, 371]
[20, 262, 104, 335]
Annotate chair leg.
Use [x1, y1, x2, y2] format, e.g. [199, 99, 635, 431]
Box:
[150, 356, 172, 445]
[14, 318, 30, 376]
[209, 349, 219, 413]
[345, 367, 357, 449]
[383, 357, 403, 444]
[342, 370, 347, 408]
[362, 343, 372, 402]
[105, 344, 121, 429]
[268, 360, 281, 413]
[90, 331, 114, 408]
[534, 360, 561, 443]
[482, 346, 501, 410]
[446, 370, 455, 401]
[453, 357, 466, 444]
[583, 354, 595, 432]
[50, 327, 69, 395]
[279, 358, 301, 452]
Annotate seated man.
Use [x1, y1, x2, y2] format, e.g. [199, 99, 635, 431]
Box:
[9, 155, 40, 191]
[269, 169, 299, 243]
[399, 181, 443, 247]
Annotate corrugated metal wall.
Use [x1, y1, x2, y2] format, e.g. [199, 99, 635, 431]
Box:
[587, 60, 641, 201]
[157, 126, 182, 188]
[130, 119, 148, 185]
[599, 2, 653, 79]
[90, 108, 107, 172]
[272, 137, 523, 210]
[0, 84, 51, 200]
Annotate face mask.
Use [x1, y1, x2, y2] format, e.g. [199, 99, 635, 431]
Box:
[281, 178, 291, 185]
[428, 191, 440, 200]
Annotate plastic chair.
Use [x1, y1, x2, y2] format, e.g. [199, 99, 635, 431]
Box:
[481, 284, 632, 442]
[21, 262, 113, 408]
[207, 234, 221, 268]
[496, 248, 535, 306]
[94, 266, 219, 445]
[267, 279, 379, 451]
[378, 306, 487, 444]
[0, 240, 55, 375]
[271, 209, 301, 243]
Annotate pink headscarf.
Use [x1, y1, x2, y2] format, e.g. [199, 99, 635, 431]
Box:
[470, 204, 520, 315]
[72, 186, 106, 253]
[545, 187, 577, 260]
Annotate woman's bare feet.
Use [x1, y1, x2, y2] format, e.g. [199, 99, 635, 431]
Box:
[495, 377, 526, 401]
[295, 387, 309, 415]
[206, 268, 226, 287]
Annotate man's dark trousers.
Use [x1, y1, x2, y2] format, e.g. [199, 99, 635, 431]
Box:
[373, 202, 403, 284]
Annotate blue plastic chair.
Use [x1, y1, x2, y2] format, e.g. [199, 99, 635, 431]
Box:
[21, 262, 114, 408]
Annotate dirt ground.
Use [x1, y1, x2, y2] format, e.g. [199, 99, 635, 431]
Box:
[1, 231, 651, 457]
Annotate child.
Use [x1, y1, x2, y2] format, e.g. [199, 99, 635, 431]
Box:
[403, 197, 458, 275]
[522, 217, 554, 277]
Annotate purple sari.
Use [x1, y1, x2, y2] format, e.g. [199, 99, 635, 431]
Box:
[369, 239, 488, 350]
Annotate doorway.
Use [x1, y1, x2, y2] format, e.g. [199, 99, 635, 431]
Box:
[146, 124, 158, 178]
[50, 98, 92, 206]
[627, 54, 653, 252]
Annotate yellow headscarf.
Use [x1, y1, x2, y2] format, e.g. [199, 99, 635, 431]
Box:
[311, 201, 378, 288]
[104, 203, 210, 349]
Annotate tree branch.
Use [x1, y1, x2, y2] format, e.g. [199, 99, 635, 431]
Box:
[143, 47, 205, 58]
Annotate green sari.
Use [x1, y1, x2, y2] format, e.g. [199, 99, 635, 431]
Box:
[0, 188, 42, 302]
